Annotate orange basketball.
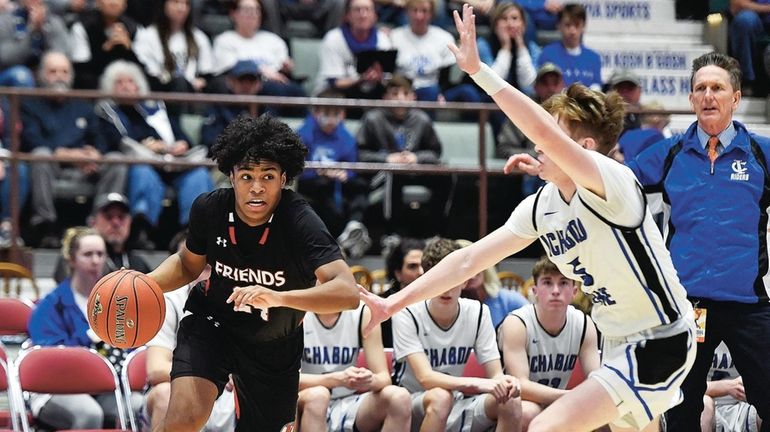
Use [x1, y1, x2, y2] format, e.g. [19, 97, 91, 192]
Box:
[87, 269, 166, 349]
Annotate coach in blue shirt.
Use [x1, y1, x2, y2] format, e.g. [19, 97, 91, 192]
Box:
[627, 52, 770, 431]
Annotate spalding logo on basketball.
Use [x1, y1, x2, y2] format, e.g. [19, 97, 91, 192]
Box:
[87, 269, 166, 349]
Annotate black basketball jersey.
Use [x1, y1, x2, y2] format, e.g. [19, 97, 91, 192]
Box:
[185, 188, 343, 343]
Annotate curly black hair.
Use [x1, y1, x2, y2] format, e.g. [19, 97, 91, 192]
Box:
[210, 115, 308, 181]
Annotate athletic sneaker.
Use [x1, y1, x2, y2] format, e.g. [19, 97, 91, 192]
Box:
[337, 221, 372, 259]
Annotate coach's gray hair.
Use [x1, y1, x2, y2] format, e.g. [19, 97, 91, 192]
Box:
[690, 52, 741, 92]
[99, 60, 150, 95]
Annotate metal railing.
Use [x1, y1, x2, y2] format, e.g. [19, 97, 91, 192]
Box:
[0, 87, 527, 262]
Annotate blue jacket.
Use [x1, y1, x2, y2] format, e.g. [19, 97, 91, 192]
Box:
[297, 114, 358, 181]
[20, 98, 107, 153]
[28, 279, 92, 347]
[627, 121, 770, 303]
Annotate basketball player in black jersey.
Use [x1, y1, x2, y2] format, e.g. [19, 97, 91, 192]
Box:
[146, 115, 359, 432]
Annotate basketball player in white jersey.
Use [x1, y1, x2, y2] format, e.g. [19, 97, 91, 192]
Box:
[498, 256, 600, 430]
[392, 238, 521, 432]
[701, 342, 762, 432]
[360, 5, 696, 431]
[297, 303, 411, 431]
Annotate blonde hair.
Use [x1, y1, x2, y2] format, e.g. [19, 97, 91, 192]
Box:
[541, 83, 625, 155]
[61, 226, 100, 263]
[456, 239, 501, 297]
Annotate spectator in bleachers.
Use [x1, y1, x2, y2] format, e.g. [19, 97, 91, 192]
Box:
[538, 4, 601, 89]
[356, 75, 444, 236]
[729, 0, 770, 96]
[133, 0, 214, 94]
[95, 59, 213, 250]
[391, 0, 482, 104]
[519, 0, 561, 39]
[315, 0, 392, 99]
[52, 192, 151, 283]
[28, 226, 141, 429]
[0, 0, 70, 87]
[457, 239, 528, 328]
[496, 62, 563, 195]
[0, 105, 30, 247]
[212, 0, 306, 111]
[69, 0, 141, 90]
[198, 0, 282, 36]
[22, 51, 127, 248]
[478, 1, 538, 92]
[141, 231, 235, 431]
[296, 89, 372, 259]
[47, 0, 94, 27]
[200, 60, 263, 150]
[297, 302, 411, 431]
[278, 0, 345, 38]
[391, 237, 521, 432]
[606, 68, 642, 134]
[497, 255, 599, 430]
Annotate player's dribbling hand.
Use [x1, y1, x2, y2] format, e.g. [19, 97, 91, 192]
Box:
[504, 153, 541, 176]
[227, 285, 280, 310]
[359, 285, 390, 337]
[447, 4, 481, 75]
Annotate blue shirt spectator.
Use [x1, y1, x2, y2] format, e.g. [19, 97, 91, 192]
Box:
[538, 4, 601, 89]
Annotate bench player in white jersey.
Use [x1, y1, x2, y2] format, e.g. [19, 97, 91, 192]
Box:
[296, 303, 411, 431]
[392, 238, 521, 432]
[359, 5, 696, 431]
[700, 342, 762, 432]
[498, 256, 600, 429]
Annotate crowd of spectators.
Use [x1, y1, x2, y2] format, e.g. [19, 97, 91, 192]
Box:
[0, 0, 764, 256]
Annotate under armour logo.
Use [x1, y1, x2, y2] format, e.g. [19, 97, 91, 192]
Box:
[216, 236, 228, 247]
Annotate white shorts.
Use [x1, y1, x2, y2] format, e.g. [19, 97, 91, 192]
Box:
[410, 391, 495, 432]
[326, 393, 367, 432]
[715, 401, 759, 432]
[590, 318, 696, 430]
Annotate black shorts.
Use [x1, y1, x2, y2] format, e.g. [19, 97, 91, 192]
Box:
[171, 313, 303, 432]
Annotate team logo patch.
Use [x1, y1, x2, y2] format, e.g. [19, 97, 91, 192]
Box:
[730, 160, 749, 181]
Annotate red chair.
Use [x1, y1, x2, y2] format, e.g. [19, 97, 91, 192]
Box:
[462, 351, 487, 378]
[0, 357, 20, 432]
[15, 346, 130, 431]
[120, 346, 147, 432]
[0, 297, 34, 343]
[566, 357, 586, 389]
[355, 348, 395, 375]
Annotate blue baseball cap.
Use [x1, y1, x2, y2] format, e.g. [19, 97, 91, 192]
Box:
[228, 60, 261, 79]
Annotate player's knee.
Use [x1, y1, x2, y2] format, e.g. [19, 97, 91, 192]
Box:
[381, 385, 411, 418]
[299, 386, 331, 417]
[423, 388, 453, 419]
[498, 396, 521, 421]
[521, 402, 542, 432]
[146, 383, 171, 416]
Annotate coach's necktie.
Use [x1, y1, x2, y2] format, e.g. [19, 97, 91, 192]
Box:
[707, 135, 719, 175]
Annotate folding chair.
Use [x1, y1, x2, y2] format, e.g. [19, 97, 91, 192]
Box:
[349, 265, 373, 291]
[0, 262, 39, 300]
[0, 297, 34, 344]
[15, 346, 130, 431]
[497, 271, 525, 291]
[355, 348, 395, 375]
[120, 347, 147, 432]
[0, 349, 20, 432]
[462, 350, 486, 378]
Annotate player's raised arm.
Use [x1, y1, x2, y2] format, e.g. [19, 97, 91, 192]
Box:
[361, 226, 533, 336]
[449, 4, 607, 198]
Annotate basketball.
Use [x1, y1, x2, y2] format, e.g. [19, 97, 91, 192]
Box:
[87, 269, 166, 349]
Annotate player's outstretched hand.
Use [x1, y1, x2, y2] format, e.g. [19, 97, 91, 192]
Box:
[447, 4, 481, 75]
[359, 285, 391, 337]
[504, 153, 542, 176]
[227, 284, 280, 310]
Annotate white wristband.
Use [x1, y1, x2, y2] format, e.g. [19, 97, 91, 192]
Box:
[470, 63, 508, 96]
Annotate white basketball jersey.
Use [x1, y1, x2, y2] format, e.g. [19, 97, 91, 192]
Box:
[708, 342, 740, 405]
[506, 151, 692, 338]
[392, 298, 499, 393]
[301, 303, 365, 399]
[509, 304, 586, 390]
